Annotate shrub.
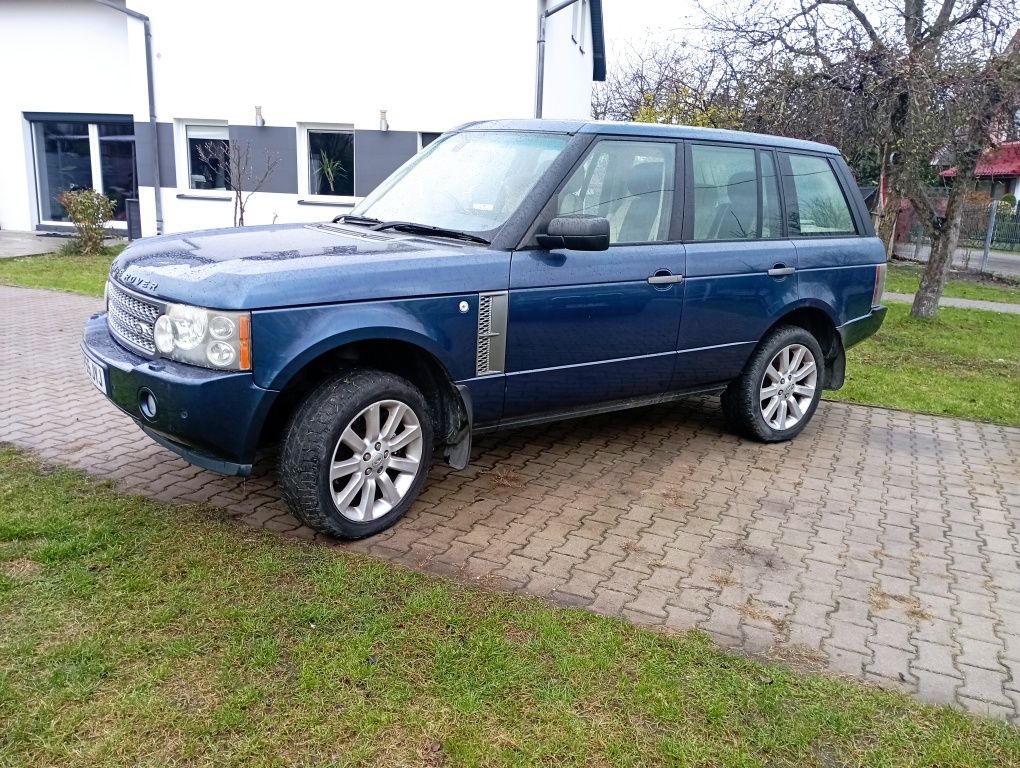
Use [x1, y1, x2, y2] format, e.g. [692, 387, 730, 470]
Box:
[58, 189, 114, 257]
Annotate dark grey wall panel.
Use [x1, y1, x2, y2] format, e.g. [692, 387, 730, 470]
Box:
[229, 125, 298, 194]
[134, 121, 176, 188]
[26, 111, 131, 124]
[354, 130, 418, 196]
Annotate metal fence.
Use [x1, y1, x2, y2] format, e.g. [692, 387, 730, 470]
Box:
[906, 199, 1020, 273]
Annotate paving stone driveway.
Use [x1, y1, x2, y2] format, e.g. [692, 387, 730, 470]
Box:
[3, 285, 1020, 722]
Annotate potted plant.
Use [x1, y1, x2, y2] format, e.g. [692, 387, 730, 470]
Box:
[317, 151, 345, 195]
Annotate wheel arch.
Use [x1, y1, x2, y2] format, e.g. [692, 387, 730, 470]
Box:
[766, 301, 845, 389]
[259, 332, 470, 455]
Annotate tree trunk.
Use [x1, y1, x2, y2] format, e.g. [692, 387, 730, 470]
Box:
[876, 190, 901, 258]
[910, 175, 974, 318]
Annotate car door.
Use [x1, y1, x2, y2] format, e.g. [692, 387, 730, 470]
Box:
[672, 143, 800, 389]
[502, 138, 686, 418]
[779, 151, 876, 323]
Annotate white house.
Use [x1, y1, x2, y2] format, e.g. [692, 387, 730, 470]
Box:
[0, 0, 606, 237]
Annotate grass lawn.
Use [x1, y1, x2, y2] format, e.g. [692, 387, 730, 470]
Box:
[2, 449, 1019, 767]
[0, 245, 122, 297]
[886, 262, 1020, 305]
[829, 302, 1020, 425]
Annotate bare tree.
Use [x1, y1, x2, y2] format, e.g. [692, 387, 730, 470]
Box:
[911, 34, 1020, 315]
[197, 139, 281, 227]
[699, 0, 1020, 317]
[594, 42, 892, 184]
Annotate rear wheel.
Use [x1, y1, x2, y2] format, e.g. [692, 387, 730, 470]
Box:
[722, 326, 824, 442]
[279, 369, 434, 539]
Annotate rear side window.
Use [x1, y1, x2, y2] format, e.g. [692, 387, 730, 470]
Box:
[689, 145, 783, 241]
[782, 154, 856, 237]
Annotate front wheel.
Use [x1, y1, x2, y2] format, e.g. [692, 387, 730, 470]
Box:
[722, 326, 824, 442]
[279, 370, 434, 539]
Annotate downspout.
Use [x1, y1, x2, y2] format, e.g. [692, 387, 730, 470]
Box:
[94, 0, 163, 235]
[535, 0, 582, 118]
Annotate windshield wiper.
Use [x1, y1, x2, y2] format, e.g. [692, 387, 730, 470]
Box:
[331, 214, 382, 225]
[370, 221, 490, 245]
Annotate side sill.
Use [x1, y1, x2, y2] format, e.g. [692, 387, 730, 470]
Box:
[475, 384, 727, 435]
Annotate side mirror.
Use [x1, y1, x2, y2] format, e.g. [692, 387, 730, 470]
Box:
[535, 215, 610, 251]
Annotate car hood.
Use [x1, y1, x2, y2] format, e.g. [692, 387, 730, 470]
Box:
[109, 223, 508, 309]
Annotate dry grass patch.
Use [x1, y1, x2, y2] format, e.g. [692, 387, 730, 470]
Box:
[489, 467, 523, 488]
[709, 571, 738, 588]
[738, 598, 789, 633]
[869, 587, 932, 621]
[2, 558, 41, 580]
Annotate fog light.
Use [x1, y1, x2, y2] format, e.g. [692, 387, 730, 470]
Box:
[139, 388, 157, 420]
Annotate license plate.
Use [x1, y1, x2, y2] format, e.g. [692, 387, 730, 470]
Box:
[83, 351, 108, 395]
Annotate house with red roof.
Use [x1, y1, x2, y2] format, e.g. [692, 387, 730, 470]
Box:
[941, 141, 1020, 205]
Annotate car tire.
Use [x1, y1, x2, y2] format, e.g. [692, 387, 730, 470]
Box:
[279, 369, 434, 539]
[722, 325, 825, 443]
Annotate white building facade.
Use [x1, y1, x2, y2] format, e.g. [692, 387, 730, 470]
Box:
[0, 0, 605, 237]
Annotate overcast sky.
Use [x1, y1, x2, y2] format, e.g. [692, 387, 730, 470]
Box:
[600, 0, 708, 55]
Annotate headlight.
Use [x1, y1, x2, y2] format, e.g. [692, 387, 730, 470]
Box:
[152, 303, 251, 371]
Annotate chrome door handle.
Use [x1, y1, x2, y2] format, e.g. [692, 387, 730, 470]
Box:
[767, 266, 796, 277]
[647, 274, 684, 285]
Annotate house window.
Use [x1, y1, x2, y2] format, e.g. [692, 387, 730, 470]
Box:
[186, 124, 230, 190]
[31, 118, 136, 225]
[306, 130, 354, 196]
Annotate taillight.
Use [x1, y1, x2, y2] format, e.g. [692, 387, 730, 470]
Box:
[873, 263, 887, 307]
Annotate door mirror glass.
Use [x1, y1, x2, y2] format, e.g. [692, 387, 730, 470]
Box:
[536, 215, 610, 251]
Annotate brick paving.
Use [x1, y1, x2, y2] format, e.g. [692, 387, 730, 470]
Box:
[3, 284, 1020, 722]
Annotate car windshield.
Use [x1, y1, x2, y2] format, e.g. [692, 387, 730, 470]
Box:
[351, 130, 570, 238]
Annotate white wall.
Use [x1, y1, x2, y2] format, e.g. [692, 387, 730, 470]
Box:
[124, 0, 567, 132]
[541, 0, 597, 119]
[0, 0, 131, 231]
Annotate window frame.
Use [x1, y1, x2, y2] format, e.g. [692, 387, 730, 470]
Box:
[777, 151, 862, 239]
[297, 122, 357, 204]
[682, 140, 789, 244]
[174, 119, 232, 199]
[29, 118, 134, 230]
[526, 135, 685, 248]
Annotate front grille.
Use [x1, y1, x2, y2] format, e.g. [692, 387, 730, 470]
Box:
[107, 281, 163, 355]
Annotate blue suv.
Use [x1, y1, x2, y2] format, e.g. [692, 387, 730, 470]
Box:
[82, 119, 887, 538]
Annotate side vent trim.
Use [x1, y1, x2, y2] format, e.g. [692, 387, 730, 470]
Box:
[475, 291, 508, 376]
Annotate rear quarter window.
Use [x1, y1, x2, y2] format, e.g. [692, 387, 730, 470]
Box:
[782, 153, 857, 237]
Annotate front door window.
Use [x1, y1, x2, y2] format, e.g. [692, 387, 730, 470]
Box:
[33, 122, 93, 223]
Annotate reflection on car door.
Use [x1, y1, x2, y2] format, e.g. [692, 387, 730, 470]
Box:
[503, 139, 686, 418]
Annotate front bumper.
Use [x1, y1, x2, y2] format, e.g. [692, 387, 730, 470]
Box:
[82, 313, 279, 476]
[839, 305, 887, 350]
